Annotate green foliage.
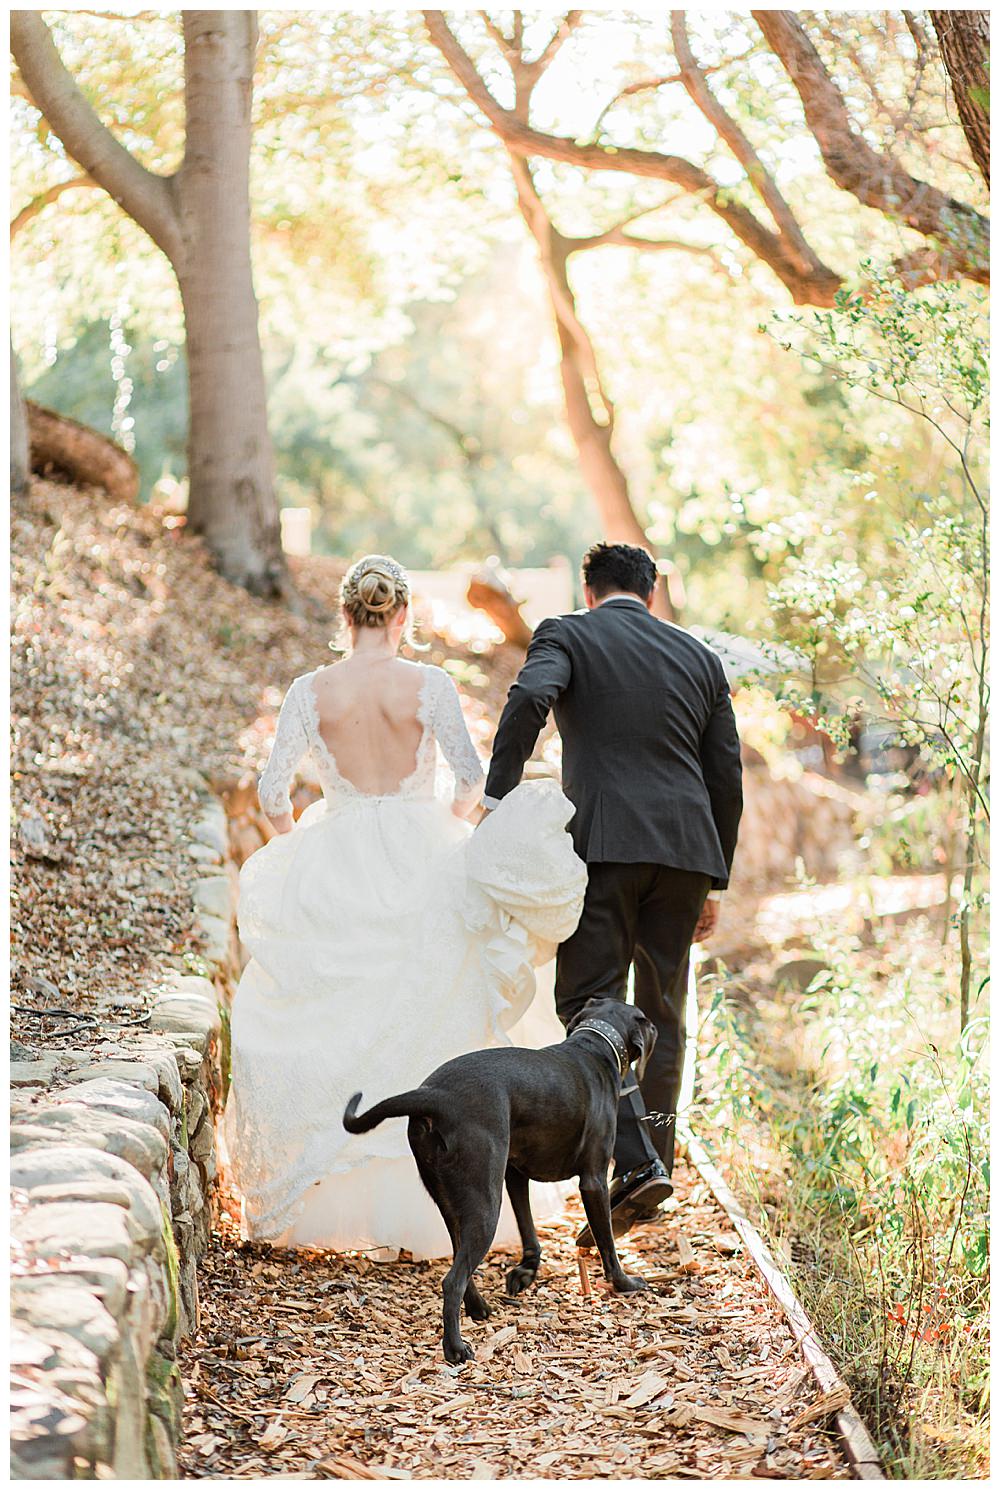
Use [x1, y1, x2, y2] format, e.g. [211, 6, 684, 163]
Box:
[695, 914, 990, 1478]
[753, 271, 989, 1029]
[265, 253, 595, 568]
[28, 321, 187, 496]
[765, 271, 988, 773]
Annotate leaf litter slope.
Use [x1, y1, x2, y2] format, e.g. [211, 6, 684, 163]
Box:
[11, 477, 518, 1049]
[180, 1165, 848, 1480]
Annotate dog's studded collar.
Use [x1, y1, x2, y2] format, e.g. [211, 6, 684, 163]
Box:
[573, 1018, 630, 1076]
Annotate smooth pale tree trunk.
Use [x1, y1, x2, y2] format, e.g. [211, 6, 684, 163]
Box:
[10, 10, 287, 596]
[10, 342, 30, 495]
[177, 13, 283, 595]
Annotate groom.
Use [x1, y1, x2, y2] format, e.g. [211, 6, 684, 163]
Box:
[483, 542, 743, 1242]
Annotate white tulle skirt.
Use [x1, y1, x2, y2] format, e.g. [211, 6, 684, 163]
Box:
[224, 781, 586, 1259]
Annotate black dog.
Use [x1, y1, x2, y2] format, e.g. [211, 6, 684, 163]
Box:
[343, 997, 657, 1363]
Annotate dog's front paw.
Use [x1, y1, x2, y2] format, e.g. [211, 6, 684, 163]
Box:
[612, 1272, 648, 1293]
[443, 1335, 475, 1364]
[505, 1263, 539, 1298]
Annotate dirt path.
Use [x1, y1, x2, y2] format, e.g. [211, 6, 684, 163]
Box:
[179, 1162, 849, 1480]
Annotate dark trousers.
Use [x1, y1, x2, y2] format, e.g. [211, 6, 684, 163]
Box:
[554, 862, 710, 1178]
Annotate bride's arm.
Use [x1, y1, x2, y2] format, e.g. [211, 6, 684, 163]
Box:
[428, 669, 486, 819]
[257, 680, 310, 834]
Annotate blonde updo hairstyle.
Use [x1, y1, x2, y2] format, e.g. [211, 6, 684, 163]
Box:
[338, 554, 420, 648]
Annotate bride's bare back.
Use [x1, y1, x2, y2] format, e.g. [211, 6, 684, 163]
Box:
[312, 658, 427, 796]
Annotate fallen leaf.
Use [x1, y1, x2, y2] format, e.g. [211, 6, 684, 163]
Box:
[623, 1370, 672, 1408]
[691, 1404, 772, 1438]
[789, 1384, 851, 1428]
[676, 1235, 698, 1272]
[258, 1417, 287, 1450]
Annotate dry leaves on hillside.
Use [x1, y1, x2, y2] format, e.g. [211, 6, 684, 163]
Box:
[11, 479, 519, 1051]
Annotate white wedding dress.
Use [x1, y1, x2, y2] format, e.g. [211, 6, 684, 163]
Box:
[224, 663, 587, 1259]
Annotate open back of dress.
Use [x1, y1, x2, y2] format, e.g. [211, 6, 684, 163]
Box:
[309, 661, 426, 797]
[256, 661, 486, 814]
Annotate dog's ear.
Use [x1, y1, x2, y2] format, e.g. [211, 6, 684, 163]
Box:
[627, 1009, 657, 1076]
[566, 998, 602, 1035]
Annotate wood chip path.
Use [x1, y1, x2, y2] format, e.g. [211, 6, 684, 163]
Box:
[180, 1162, 849, 1480]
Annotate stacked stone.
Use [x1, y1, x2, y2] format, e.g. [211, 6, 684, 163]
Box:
[10, 980, 221, 1478]
[10, 775, 238, 1479]
[185, 785, 241, 977]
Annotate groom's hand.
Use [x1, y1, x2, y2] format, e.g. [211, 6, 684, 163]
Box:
[692, 898, 719, 943]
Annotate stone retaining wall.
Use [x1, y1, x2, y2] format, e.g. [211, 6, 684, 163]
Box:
[10, 778, 239, 1480]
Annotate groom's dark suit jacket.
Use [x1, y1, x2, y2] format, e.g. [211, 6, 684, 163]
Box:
[484, 597, 743, 888]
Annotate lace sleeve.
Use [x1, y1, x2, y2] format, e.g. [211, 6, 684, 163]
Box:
[425, 667, 486, 804]
[258, 678, 311, 818]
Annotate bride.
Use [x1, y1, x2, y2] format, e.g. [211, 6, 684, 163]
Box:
[224, 554, 587, 1260]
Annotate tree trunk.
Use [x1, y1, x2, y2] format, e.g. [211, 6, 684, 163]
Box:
[930, 11, 990, 187]
[10, 342, 29, 495]
[553, 308, 654, 541]
[549, 238, 679, 620]
[507, 155, 677, 619]
[27, 400, 140, 500]
[753, 10, 989, 284]
[10, 9, 288, 598]
[176, 13, 285, 596]
[553, 321, 678, 619]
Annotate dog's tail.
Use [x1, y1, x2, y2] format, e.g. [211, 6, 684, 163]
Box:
[343, 1089, 446, 1134]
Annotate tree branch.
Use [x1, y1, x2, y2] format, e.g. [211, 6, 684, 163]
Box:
[422, 10, 842, 306]
[670, 12, 825, 282]
[527, 11, 583, 77]
[478, 11, 516, 59]
[10, 9, 182, 264]
[567, 217, 733, 277]
[752, 10, 989, 284]
[10, 174, 100, 238]
[505, 152, 612, 422]
[588, 50, 753, 142]
[479, 10, 583, 113]
[370, 375, 483, 462]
